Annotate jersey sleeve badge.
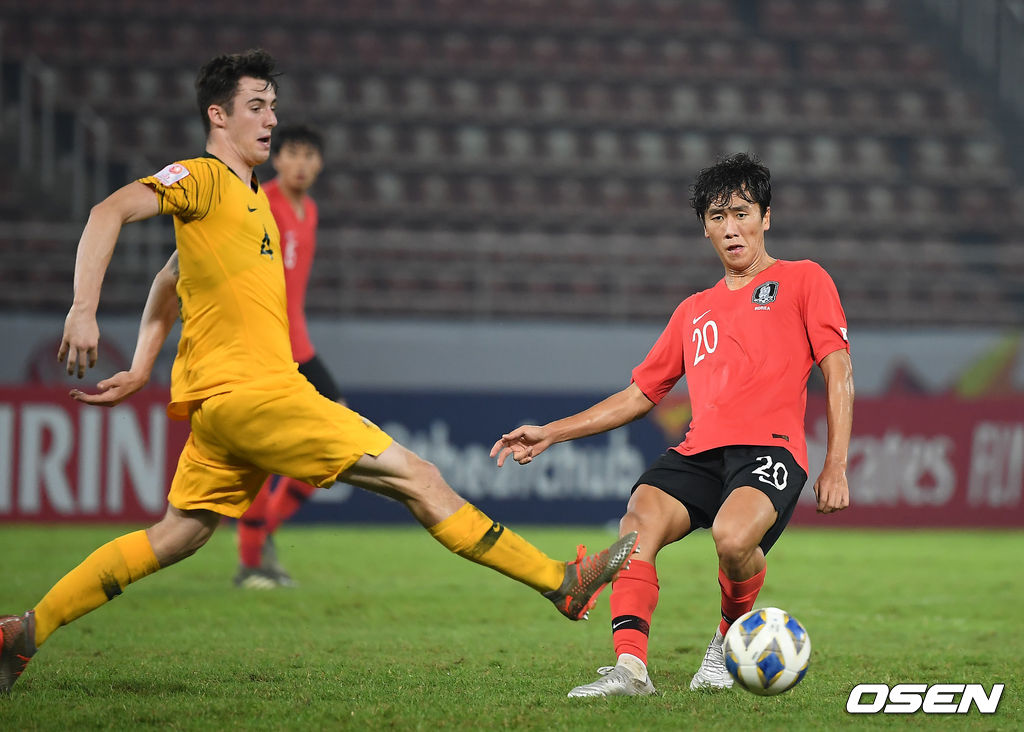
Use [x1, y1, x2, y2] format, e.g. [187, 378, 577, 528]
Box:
[152, 163, 191, 187]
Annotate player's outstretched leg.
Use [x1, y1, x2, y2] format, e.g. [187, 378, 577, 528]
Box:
[0, 612, 36, 694]
[342, 442, 639, 621]
[428, 503, 638, 621]
[567, 653, 657, 697]
[544, 532, 639, 621]
[689, 629, 733, 690]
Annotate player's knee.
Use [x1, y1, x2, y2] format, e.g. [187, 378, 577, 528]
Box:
[403, 454, 446, 500]
[148, 513, 218, 566]
[164, 545, 197, 565]
[161, 529, 213, 566]
[711, 527, 757, 567]
[619, 508, 646, 537]
[620, 506, 675, 554]
[178, 524, 215, 560]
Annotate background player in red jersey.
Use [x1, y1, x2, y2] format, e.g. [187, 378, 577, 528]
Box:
[491, 153, 855, 697]
[234, 124, 337, 588]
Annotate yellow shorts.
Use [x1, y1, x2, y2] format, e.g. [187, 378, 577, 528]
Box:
[168, 378, 393, 517]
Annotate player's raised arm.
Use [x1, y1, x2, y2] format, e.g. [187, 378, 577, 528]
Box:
[58, 181, 161, 378]
[813, 348, 854, 513]
[70, 252, 180, 408]
[491, 382, 655, 466]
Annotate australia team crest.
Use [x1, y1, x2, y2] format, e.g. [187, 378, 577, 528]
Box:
[752, 281, 779, 305]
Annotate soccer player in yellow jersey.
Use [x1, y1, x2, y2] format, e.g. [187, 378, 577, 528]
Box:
[0, 49, 637, 693]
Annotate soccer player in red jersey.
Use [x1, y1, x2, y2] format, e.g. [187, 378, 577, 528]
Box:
[234, 124, 338, 589]
[491, 153, 855, 697]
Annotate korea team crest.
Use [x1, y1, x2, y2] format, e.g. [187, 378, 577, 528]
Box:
[752, 281, 779, 305]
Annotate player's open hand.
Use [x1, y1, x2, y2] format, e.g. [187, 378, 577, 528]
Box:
[490, 425, 552, 467]
[58, 308, 100, 378]
[813, 464, 850, 514]
[69, 370, 148, 408]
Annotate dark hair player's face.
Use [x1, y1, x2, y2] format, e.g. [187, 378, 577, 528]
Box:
[702, 191, 771, 273]
[220, 76, 278, 167]
[272, 141, 323, 194]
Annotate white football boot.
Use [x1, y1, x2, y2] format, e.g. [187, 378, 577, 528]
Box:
[689, 629, 734, 690]
[568, 653, 657, 697]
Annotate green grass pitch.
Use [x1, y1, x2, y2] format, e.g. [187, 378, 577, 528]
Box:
[1, 524, 1021, 730]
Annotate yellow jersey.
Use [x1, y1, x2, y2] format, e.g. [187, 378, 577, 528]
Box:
[139, 155, 298, 419]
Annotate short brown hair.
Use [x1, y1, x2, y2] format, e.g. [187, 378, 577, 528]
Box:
[195, 49, 279, 134]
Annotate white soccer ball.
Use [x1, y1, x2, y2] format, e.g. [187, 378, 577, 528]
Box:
[723, 607, 811, 696]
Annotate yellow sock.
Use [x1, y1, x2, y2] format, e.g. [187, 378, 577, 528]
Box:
[428, 503, 565, 593]
[33, 530, 161, 647]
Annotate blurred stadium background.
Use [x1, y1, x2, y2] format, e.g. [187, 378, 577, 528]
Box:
[1, 0, 1023, 529]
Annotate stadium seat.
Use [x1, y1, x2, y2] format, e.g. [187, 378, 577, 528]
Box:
[545, 128, 579, 164]
[579, 83, 616, 118]
[764, 136, 802, 176]
[756, 88, 790, 127]
[912, 138, 956, 179]
[313, 74, 346, 110]
[962, 138, 1009, 183]
[397, 31, 432, 66]
[798, 89, 833, 123]
[807, 135, 844, 176]
[845, 89, 883, 125]
[852, 43, 891, 78]
[802, 42, 842, 76]
[632, 131, 667, 170]
[709, 86, 746, 124]
[659, 39, 694, 73]
[368, 123, 398, 158]
[83, 69, 114, 105]
[668, 85, 701, 124]
[456, 126, 490, 161]
[722, 133, 757, 160]
[76, 21, 117, 63]
[894, 90, 930, 123]
[676, 133, 712, 168]
[359, 77, 392, 111]
[538, 82, 569, 116]
[499, 128, 536, 162]
[851, 137, 898, 177]
[863, 185, 897, 219]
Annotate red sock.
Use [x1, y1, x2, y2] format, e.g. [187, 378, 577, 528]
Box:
[718, 565, 766, 636]
[238, 477, 274, 568]
[609, 559, 659, 665]
[264, 477, 317, 534]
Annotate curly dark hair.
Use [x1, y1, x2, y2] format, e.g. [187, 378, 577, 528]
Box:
[689, 152, 771, 222]
[272, 124, 324, 156]
[195, 49, 280, 134]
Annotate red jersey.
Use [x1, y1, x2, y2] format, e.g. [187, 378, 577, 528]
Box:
[631, 259, 849, 472]
[264, 178, 318, 363]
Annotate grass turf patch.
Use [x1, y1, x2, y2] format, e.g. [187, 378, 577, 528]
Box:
[1, 524, 1021, 730]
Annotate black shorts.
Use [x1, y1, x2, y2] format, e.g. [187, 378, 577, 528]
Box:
[632, 445, 807, 554]
[298, 354, 343, 402]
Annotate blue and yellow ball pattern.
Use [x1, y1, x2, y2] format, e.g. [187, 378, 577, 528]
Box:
[723, 607, 811, 696]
